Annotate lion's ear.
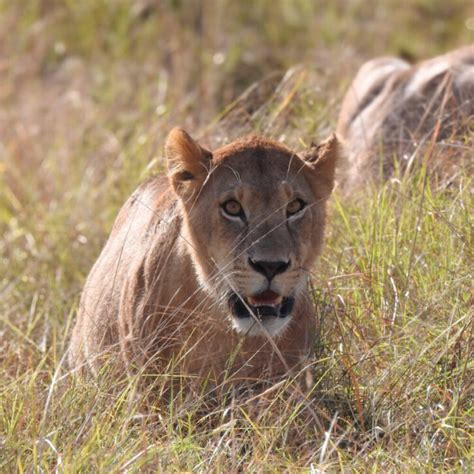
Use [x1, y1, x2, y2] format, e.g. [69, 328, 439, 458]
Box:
[302, 133, 341, 199]
[165, 127, 212, 198]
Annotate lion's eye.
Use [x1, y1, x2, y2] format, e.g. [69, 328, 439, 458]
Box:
[287, 198, 306, 217]
[222, 199, 244, 218]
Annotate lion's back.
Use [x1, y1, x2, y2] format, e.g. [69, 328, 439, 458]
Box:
[337, 46, 474, 189]
[68, 176, 177, 373]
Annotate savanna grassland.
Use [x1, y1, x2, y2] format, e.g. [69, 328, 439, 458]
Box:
[0, 0, 473, 471]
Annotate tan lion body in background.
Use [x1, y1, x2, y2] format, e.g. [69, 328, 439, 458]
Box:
[69, 129, 339, 384]
[337, 45, 473, 189]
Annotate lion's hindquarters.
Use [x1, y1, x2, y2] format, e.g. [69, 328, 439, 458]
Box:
[337, 46, 474, 189]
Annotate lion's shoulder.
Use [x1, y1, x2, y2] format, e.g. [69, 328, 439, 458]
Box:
[110, 175, 176, 237]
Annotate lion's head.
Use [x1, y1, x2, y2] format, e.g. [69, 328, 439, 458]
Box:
[166, 128, 339, 337]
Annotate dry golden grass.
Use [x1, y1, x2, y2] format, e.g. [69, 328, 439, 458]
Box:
[0, 1, 472, 471]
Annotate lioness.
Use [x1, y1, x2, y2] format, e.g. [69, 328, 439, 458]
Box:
[337, 46, 473, 188]
[69, 128, 339, 384]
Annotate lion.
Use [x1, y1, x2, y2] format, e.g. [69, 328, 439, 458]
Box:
[337, 45, 473, 189]
[68, 128, 340, 385]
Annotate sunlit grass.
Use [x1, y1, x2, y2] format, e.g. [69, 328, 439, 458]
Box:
[2, 160, 471, 470]
[1, 0, 472, 471]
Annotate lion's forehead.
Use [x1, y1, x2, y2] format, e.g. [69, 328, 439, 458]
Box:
[212, 135, 295, 159]
[209, 148, 310, 195]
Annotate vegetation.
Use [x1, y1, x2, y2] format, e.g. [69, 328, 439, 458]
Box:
[0, 0, 472, 471]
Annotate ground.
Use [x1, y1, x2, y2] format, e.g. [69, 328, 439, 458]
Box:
[0, 1, 472, 471]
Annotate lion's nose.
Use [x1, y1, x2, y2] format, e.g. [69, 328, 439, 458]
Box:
[248, 258, 290, 281]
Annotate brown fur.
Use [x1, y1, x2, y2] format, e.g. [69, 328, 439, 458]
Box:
[337, 46, 474, 189]
[68, 129, 340, 385]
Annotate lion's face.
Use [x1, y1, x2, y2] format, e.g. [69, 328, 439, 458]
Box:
[166, 129, 338, 337]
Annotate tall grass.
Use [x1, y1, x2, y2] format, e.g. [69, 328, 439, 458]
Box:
[1, 0, 472, 471]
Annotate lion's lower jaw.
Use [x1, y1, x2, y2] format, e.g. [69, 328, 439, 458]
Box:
[231, 314, 292, 338]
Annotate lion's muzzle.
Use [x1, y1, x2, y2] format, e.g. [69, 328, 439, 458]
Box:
[248, 258, 291, 282]
[228, 291, 295, 321]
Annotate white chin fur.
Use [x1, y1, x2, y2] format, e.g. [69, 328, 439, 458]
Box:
[231, 314, 292, 337]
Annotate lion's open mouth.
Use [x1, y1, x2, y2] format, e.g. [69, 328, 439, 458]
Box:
[228, 290, 295, 320]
